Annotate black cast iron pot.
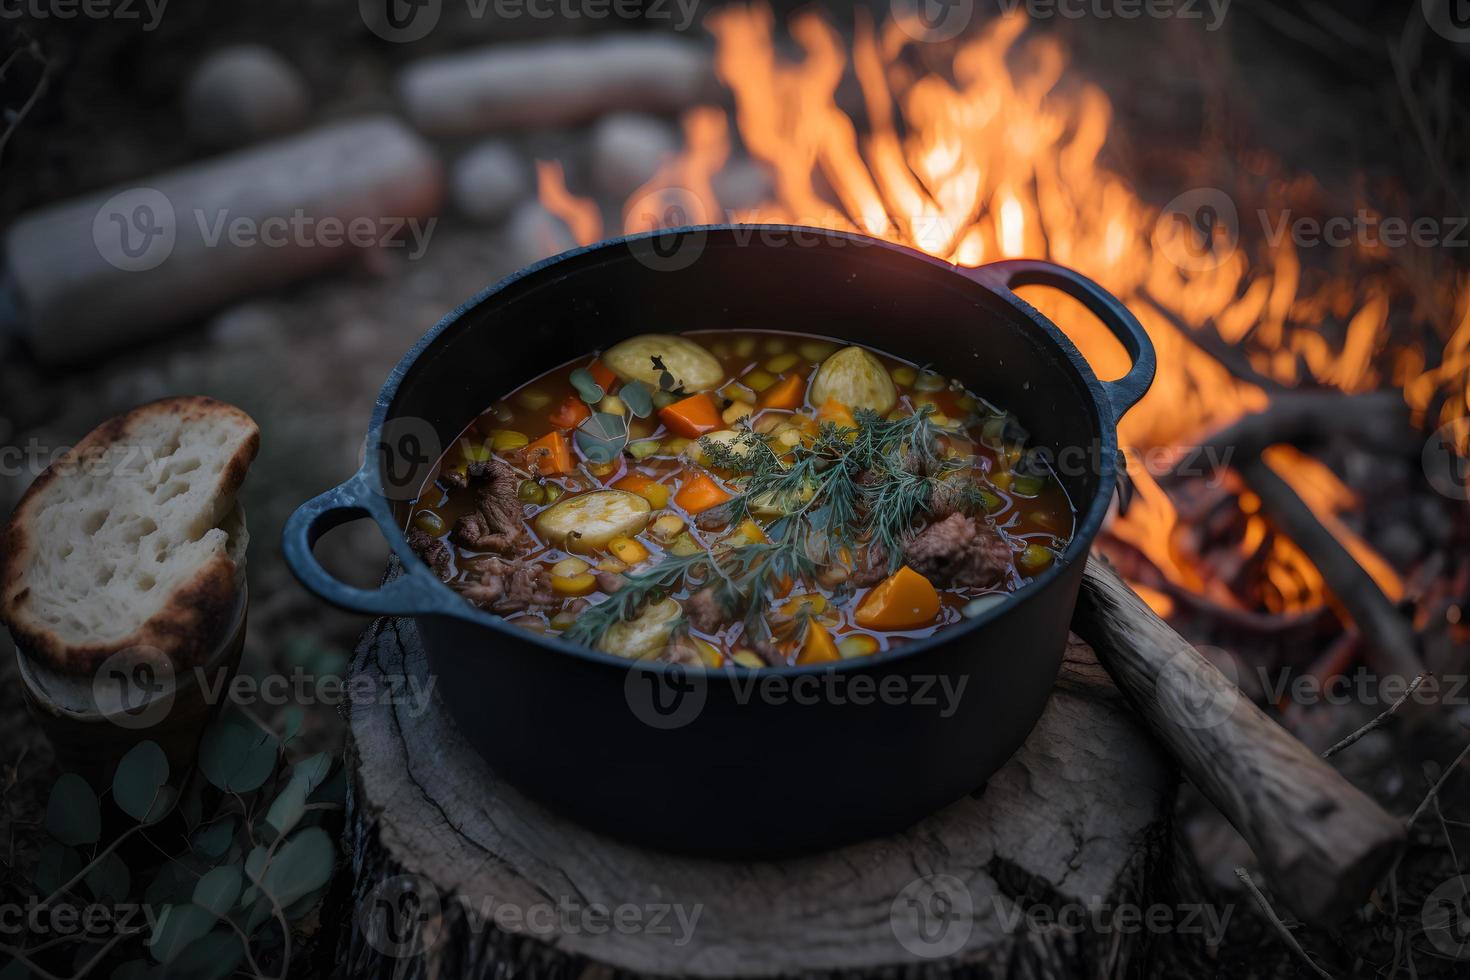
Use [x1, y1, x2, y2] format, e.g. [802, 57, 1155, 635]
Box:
[284, 225, 1155, 855]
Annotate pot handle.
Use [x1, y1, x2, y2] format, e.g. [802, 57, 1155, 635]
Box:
[976, 259, 1156, 424]
[282, 478, 463, 618]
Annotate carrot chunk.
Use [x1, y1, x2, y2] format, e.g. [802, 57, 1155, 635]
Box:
[588, 359, 618, 393]
[524, 431, 574, 475]
[757, 373, 806, 411]
[816, 398, 857, 430]
[548, 395, 591, 429]
[613, 472, 670, 509]
[796, 623, 841, 665]
[659, 392, 723, 438]
[854, 565, 941, 630]
[674, 472, 732, 514]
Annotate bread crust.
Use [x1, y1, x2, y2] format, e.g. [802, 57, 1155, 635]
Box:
[0, 396, 260, 675]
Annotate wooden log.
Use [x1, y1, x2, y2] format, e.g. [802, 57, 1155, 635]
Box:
[1238, 457, 1426, 683]
[1073, 558, 1406, 924]
[341, 604, 1176, 979]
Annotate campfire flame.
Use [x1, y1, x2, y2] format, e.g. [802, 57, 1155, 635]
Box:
[537, 5, 1469, 617]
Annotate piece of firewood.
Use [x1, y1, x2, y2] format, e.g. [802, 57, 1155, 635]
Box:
[1073, 557, 1405, 924]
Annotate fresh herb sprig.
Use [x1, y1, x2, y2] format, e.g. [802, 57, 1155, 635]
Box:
[568, 406, 972, 644]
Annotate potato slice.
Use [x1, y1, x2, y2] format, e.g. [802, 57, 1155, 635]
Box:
[603, 334, 725, 392]
[534, 489, 652, 553]
[808, 346, 898, 414]
[596, 597, 681, 660]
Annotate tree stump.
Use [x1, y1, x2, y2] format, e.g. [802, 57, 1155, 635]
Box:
[340, 612, 1176, 979]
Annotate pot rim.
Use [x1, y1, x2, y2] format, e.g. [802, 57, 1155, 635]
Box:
[343, 224, 1149, 674]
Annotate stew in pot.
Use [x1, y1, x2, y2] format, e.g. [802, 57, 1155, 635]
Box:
[403, 331, 1074, 668]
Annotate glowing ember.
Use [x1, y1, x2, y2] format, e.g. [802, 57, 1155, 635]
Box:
[537, 6, 1470, 616]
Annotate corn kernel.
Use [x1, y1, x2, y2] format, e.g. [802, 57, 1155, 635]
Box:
[490, 430, 529, 452]
[694, 639, 724, 668]
[518, 390, 551, 410]
[838, 634, 880, 659]
[732, 650, 764, 668]
[890, 365, 917, 386]
[764, 352, 799, 373]
[551, 573, 597, 597]
[799, 340, 837, 362]
[651, 514, 685, 540]
[741, 369, 776, 392]
[722, 401, 755, 426]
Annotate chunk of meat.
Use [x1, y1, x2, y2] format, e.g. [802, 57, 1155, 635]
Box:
[452, 459, 530, 555]
[903, 513, 1013, 589]
[595, 570, 627, 595]
[407, 529, 453, 582]
[684, 587, 733, 634]
[928, 479, 977, 520]
[850, 540, 891, 587]
[456, 557, 557, 615]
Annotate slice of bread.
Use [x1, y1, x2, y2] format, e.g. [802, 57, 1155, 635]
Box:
[0, 396, 259, 674]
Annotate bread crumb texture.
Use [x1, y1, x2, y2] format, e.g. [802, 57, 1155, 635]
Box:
[0, 396, 259, 674]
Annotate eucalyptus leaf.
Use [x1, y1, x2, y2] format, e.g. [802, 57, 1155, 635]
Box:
[574, 412, 628, 464]
[113, 741, 171, 824]
[620, 380, 654, 418]
[85, 850, 131, 903]
[45, 773, 100, 846]
[261, 774, 308, 842]
[244, 893, 274, 933]
[190, 816, 235, 859]
[199, 721, 278, 793]
[34, 841, 82, 895]
[307, 763, 347, 807]
[169, 930, 244, 980]
[569, 368, 605, 405]
[144, 861, 196, 907]
[259, 827, 336, 910]
[149, 904, 215, 964]
[279, 706, 305, 742]
[244, 845, 269, 885]
[291, 752, 333, 792]
[193, 866, 243, 917]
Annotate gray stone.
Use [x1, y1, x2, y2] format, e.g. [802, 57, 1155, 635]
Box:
[398, 35, 714, 136]
[506, 201, 578, 268]
[184, 45, 310, 149]
[451, 141, 531, 223]
[590, 113, 679, 201]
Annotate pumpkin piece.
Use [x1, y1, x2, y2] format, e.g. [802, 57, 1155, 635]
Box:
[612, 472, 670, 510]
[816, 398, 857, 430]
[548, 395, 591, 430]
[524, 431, 574, 475]
[757, 373, 806, 411]
[796, 623, 841, 665]
[854, 565, 941, 630]
[659, 393, 724, 438]
[674, 472, 732, 515]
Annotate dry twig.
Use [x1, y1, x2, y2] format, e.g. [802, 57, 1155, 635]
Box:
[1321, 674, 1429, 760]
[1234, 868, 1336, 980]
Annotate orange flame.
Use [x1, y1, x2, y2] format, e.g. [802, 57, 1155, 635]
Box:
[536, 6, 1469, 615]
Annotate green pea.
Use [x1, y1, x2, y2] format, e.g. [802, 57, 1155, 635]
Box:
[413, 511, 446, 536]
[1019, 543, 1055, 574]
[517, 480, 546, 504]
